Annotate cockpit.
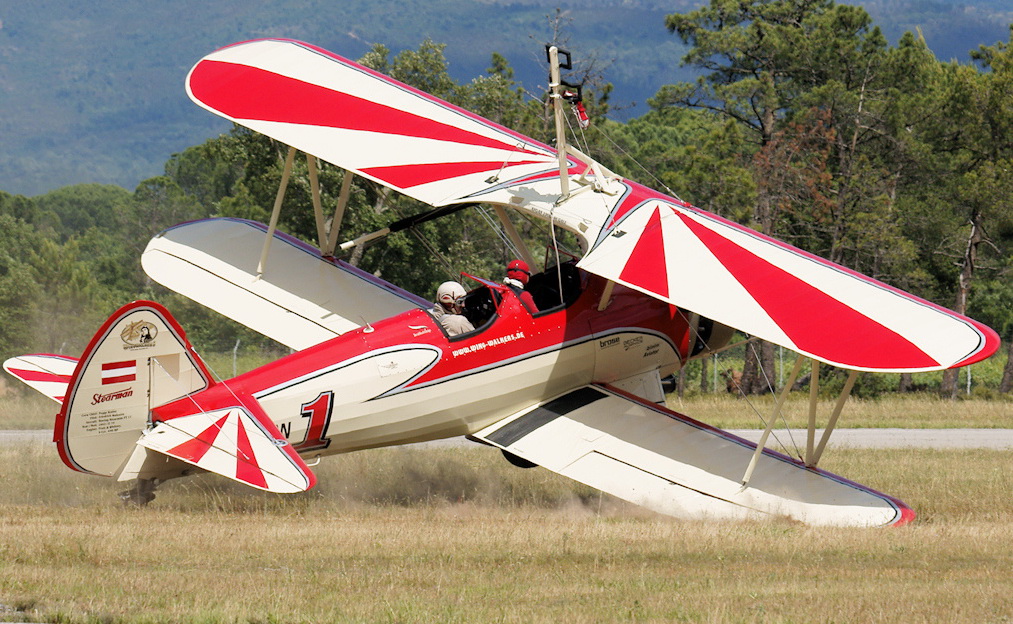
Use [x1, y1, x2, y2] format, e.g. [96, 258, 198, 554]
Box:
[437, 259, 586, 340]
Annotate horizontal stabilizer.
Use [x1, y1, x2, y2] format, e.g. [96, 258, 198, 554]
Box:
[473, 385, 912, 527]
[143, 218, 428, 350]
[140, 402, 316, 493]
[3, 354, 78, 403]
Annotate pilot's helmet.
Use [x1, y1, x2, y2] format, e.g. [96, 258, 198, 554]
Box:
[506, 259, 531, 285]
[436, 281, 467, 312]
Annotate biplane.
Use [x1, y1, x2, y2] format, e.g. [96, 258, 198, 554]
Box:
[5, 39, 999, 526]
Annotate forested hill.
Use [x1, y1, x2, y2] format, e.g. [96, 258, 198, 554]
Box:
[0, 0, 1010, 396]
[2, 0, 1012, 197]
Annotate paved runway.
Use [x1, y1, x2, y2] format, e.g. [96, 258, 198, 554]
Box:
[5, 429, 1013, 449]
[726, 428, 1013, 450]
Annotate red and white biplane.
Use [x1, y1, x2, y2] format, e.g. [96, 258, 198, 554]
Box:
[5, 39, 1000, 526]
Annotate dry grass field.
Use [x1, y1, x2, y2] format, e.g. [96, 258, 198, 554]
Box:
[1, 431, 1011, 623]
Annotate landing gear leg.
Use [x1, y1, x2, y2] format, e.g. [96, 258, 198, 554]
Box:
[119, 478, 157, 506]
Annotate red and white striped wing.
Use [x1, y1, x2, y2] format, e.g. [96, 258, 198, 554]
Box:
[3, 354, 78, 403]
[140, 405, 316, 493]
[578, 199, 999, 372]
[187, 39, 561, 207]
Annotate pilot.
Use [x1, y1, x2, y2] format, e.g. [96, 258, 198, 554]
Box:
[431, 281, 475, 336]
[503, 259, 537, 311]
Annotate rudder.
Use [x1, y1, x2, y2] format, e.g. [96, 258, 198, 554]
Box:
[56, 301, 214, 477]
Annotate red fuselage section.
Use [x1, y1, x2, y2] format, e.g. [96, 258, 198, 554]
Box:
[154, 268, 692, 456]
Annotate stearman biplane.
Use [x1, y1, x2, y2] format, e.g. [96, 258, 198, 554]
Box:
[5, 39, 1000, 525]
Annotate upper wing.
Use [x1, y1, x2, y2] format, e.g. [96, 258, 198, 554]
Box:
[577, 195, 1000, 372]
[472, 385, 912, 527]
[186, 38, 564, 208]
[3, 354, 78, 403]
[143, 218, 429, 350]
[139, 402, 315, 493]
[185, 39, 999, 372]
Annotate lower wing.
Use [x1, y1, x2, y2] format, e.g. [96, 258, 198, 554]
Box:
[472, 385, 911, 527]
[143, 218, 429, 350]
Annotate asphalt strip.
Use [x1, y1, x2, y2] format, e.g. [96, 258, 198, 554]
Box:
[4, 429, 1012, 450]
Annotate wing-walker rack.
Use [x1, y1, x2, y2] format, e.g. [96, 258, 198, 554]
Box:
[546, 45, 621, 205]
[739, 355, 860, 489]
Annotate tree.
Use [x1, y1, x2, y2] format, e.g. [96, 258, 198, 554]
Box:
[656, 0, 972, 393]
[30, 184, 133, 241]
[897, 29, 1013, 396]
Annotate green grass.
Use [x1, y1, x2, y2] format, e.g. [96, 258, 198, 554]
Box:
[666, 393, 1013, 429]
[0, 442, 1011, 623]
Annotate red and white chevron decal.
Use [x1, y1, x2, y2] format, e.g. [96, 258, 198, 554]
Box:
[140, 405, 315, 493]
[579, 199, 998, 372]
[186, 39, 564, 207]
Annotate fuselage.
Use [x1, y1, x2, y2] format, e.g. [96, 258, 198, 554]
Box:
[153, 268, 693, 458]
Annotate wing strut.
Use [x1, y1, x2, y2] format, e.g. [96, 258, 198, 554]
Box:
[810, 369, 858, 466]
[806, 360, 821, 464]
[741, 354, 806, 488]
[597, 280, 616, 311]
[740, 358, 861, 488]
[257, 145, 297, 276]
[257, 146, 356, 268]
[323, 170, 355, 257]
[308, 154, 325, 249]
[493, 205, 536, 268]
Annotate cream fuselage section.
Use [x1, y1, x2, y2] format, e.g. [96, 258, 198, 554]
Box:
[213, 274, 688, 458]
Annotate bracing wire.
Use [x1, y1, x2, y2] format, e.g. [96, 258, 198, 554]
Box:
[743, 339, 804, 460]
[588, 119, 684, 202]
[670, 312, 805, 462]
[474, 205, 523, 260]
[148, 355, 250, 459]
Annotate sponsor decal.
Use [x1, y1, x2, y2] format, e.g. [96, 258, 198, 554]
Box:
[599, 336, 620, 349]
[623, 336, 643, 351]
[120, 320, 158, 349]
[644, 343, 661, 358]
[92, 387, 134, 405]
[377, 359, 403, 378]
[101, 360, 136, 385]
[452, 331, 526, 357]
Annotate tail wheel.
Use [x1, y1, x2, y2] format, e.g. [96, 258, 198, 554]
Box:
[119, 478, 158, 506]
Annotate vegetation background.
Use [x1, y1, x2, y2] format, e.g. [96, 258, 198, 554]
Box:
[0, 0, 1011, 400]
[2, 0, 1012, 197]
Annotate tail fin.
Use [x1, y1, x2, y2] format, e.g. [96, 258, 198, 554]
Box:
[56, 301, 214, 477]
